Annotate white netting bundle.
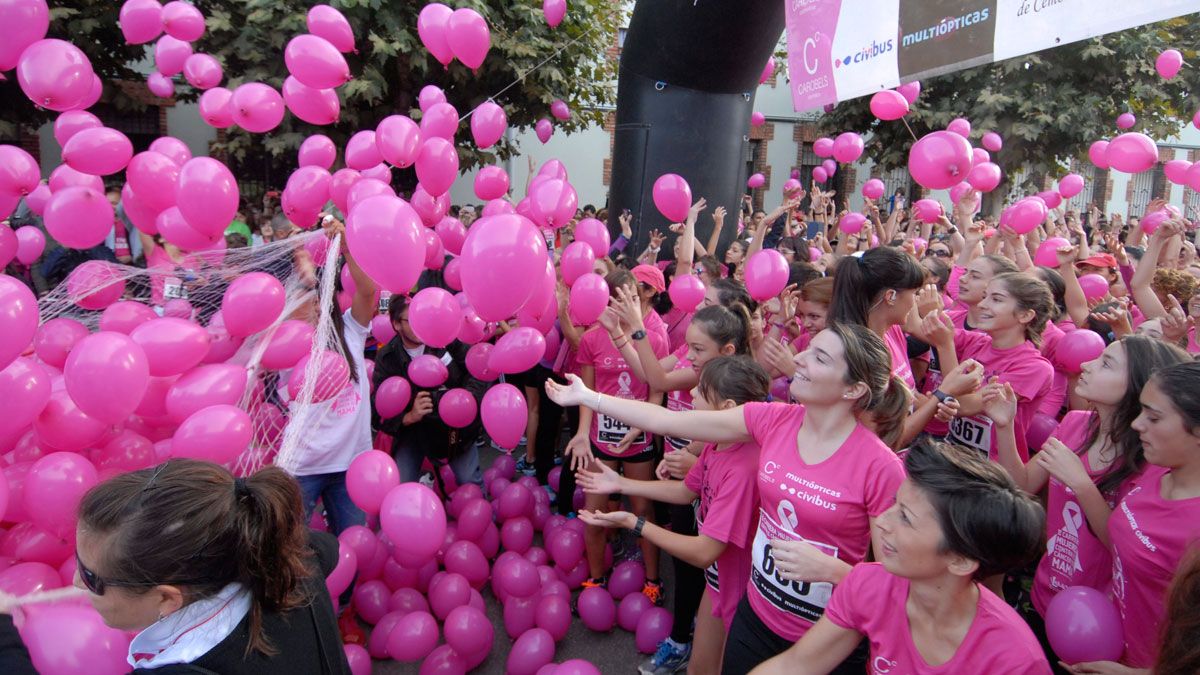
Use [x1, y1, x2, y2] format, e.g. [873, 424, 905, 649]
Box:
[28, 230, 348, 478]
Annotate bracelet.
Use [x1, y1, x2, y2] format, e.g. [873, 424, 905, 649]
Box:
[630, 329, 647, 341]
[632, 516, 646, 538]
[615, 340, 630, 349]
[594, 390, 602, 414]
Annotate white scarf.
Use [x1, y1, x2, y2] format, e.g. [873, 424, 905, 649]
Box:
[128, 583, 252, 669]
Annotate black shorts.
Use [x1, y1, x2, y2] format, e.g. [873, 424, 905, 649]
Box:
[591, 442, 657, 464]
[721, 596, 867, 675]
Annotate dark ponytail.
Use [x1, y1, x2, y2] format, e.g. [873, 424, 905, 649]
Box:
[829, 247, 924, 326]
[827, 321, 912, 447]
[697, 355, 770, 406]
[691, 303, 752, 355]
[78, 460, 314, 657]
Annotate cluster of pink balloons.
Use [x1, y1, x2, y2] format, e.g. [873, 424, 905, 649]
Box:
[417, 3, 492, 70]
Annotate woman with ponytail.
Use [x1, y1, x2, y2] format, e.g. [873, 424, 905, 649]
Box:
[6, 459, 349, 673]
[545, 322, 909, 674]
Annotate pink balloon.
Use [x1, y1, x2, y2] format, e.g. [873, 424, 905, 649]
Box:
[1156, 49, 1183, 80]
[17, 39, 94, 111]
[445, 605, 494, 661]
[636, 607, 674, 654]
[0, 560, 59, 595]
[346, 177, 395, 212]
[743, 249, 789, 302]
[340, 130, 381, 171]
[831, 132, 864, 163]
[282, 75, 339, 125]
[749, 111, 765, 127]
[62, 127, 133, 176]
[325, 168, 359, 214]
[1164, 159, 1192, 185]
[813, 137, 834, 157]
[838, 212, 866, 235]
[981, 131, 1003, 152]
[1088, 140, 1110, 170]
[967, 161, 1001, 192]
[1115, 112, 1136, 130]
[908, 130, 973, 190]
[483, 198, 515, 217]
[577, 586, 616, 632]
[287, 350, 349, 403]
[63, 331, 149, 423]
[652, 173, 691, 222]
[176, 156, 239, 237]
[63, 260, 123, 311]
[508, 628, 555, 675]
[546, 526, 584, 569]
[48, 164, 102, 194]
[130, 317, 210, 377]
[408, 354, 448, 389]
[230, 82, 285, 133]
[1078, 274, 1109, 301]
[437, 388, 477, 429]
[285, 34, 350, 90]
[821, 159, 837, 178]
[812, 166, 828, 183]
[421, 101, 460, 141]
[373, 115, 421, 169]
[470, 100, 508, 149]
[618, 592, 652, 631]
[667, 274, 705, 313]
[447, 8, 491, 70]
[434, 218, 466, 257]
[198, 86, 234, 128]
[298, 135, 337, 170]
[895, 80, 921, 103]
[568, 272, 608, 326]
[345, 644, 370, 675]
[560, 241, 596, 287]
[746, 173, 765, 189]
[375, 376, 412, 420]
[33, 318, 88, 369]
[869, 90, 909, 120]
[52, 110, 101, 147]
[946, 117, 971, 138]
[550, 100, 571, 123]
[535, 118, 554, 144]
[573, 218, 609, 257]
[474, 165, 510, 201]
[352, 579, 391, 624]
[18, 602, 131, 675]
[408, 287, 463, 348]
[416, 136, 460, 196]
[44, 187, 112, 249]
[34, 389, 106, 451]
[911, 198, 941, 224]
[443, 540, 489, 589]
[0, 276, 35, 372]
[220, 271, 285, 336]
[417, 3, 454, 67]
[1045, 586, 1125, 664]
[1037, 190, 1062, 210]
[161, 0, 204, 41]
[166, 363, 248, 422]
[182, 53, 222, 89]
[154, 34, 192, 77]
[1105, 132, 1158, 173]
[388, 610, 440, 661]
[460, 214, 545, 321]
[543, 0, 566, 27]
[861, 178, 885, 200]
[411, 185, 449, 226]
[171, 404, 251, 464]
[529, 178, 578, 228]
[381, 482, 447, 566]
[1142, 206, 1181, 235]
[1007, 196, 1048, 235]
[0, 0, 49, 71]
[346, 195, 426, 294]
[149, 135, 191, 165]
[24, 451, 98, 537]
[308, 4, 355, 53]
[284, 166, 332, 214]
[94, 429, 155, 472]
[1056, 329, 1105, 375]
[1058, 173, 1085, 198]
[156, 205, 218, 251]
[490, 327, 546, 375]
[0, 357, 50, 441]
[1034, 237, 1070, 267]
[759, 58, 775, 84]
[23, 184, 50, 217]
[481, 383, 526, 449]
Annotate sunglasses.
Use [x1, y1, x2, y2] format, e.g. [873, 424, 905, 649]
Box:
[927, 249, 951, 258]
[76, 551, 130, 596]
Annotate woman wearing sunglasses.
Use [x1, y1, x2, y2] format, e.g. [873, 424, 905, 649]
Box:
[0, 459, 351, 674]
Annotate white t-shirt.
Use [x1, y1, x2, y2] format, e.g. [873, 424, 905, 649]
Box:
[290, 310, 373, 476]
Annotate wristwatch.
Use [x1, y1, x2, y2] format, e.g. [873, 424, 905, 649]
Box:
[630, 329, 647, 341]
[632, 516, 646, 538]
[933, 389, 956, 404]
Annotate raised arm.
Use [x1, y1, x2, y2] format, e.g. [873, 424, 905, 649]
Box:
[545, 374, 751, 445]
[323, 215, 377, 327]
[703, 206, 726, 258]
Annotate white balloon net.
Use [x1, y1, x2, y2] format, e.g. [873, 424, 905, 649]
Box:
[33, 230, 348, 477]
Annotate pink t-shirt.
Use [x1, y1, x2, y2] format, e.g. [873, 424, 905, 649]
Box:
[1032, 412, 1129, 616]
[1108, 466, 1200, 667]
[946, 331, 1053, 463]
[664, 343, 694, 452]
[662, 306, 692, 354]
[884, 324, 916, 390]
[1038, 321, 1068, 417]
[947, 305, 971, 331]
[947, 265, 966, 301]
[826, 563, 1051, 674]
[146, 245, 180, 307]
[741, 402, 904, 640]
[576, 312, 669, 454]
[684, 440, 760, 628]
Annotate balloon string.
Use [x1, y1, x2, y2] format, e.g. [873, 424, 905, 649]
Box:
[458, 23, 600, 123]
[900, 117, 919, 142]
[12, 587, 88, 607]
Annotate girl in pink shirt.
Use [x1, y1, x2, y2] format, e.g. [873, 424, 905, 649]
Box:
[945, 253, 1021, 331]
[545, 322, 910, 674]
[828, 247, 926, 391]
[750, 441, 1050, 675]
[576, 356, 768, 675]
[987, 337, 1191, 624]
[1086, 361, 1200, 670]
[570, 268, 669, 592]
[923, 273, 1055, 463]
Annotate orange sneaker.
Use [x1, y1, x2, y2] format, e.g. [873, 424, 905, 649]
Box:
[642, 579, 664, 606]
[581, 576, 608, 589]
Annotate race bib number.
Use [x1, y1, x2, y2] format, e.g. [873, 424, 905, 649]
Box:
[750, 509, 836, 623]
[595, 412, 647, 447]
[379, 291, 392, 312]
[665, 394, 692, 451]
[948, 414, 994, 455]
[163, 276, 187, 300]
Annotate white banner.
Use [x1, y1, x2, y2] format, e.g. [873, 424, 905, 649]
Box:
[786, 0, 1199, 112]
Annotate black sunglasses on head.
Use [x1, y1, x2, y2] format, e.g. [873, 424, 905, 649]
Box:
[76, 551, 213, 596]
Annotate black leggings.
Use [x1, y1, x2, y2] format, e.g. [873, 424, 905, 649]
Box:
[669, 503, 705, 643]
[720, 597, 867, 675]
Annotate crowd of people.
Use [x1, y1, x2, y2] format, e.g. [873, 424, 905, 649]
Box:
[3, 172, 1200, 675]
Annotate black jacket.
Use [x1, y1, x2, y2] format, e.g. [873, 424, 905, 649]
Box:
[371, 337, 488, 459]
[0, 531, 350, 675]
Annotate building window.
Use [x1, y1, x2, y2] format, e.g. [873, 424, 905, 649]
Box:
[92, 104, 160, 154]
[618, 28, 628, 48]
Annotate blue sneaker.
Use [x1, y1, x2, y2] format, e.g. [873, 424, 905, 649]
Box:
[515, 455, 536, 477]
[638, 637, 691, 675]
